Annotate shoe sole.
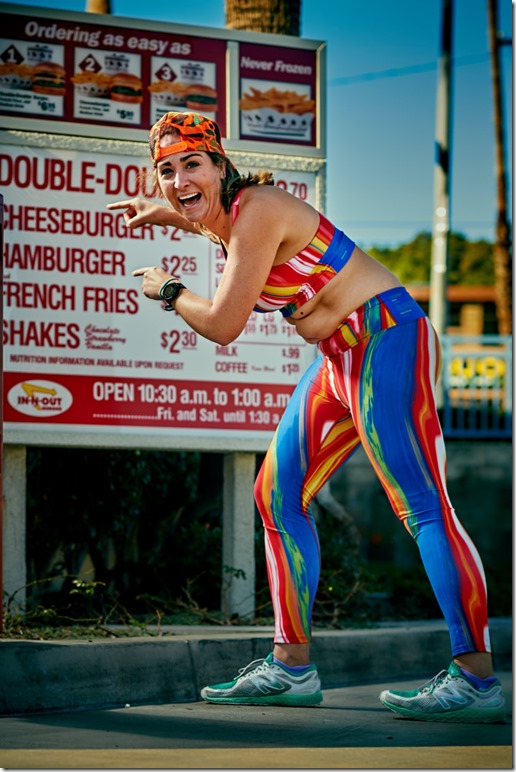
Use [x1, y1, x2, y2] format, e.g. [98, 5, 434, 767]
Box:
[380, 699, 506, 724]
[201, 691, 323, 707]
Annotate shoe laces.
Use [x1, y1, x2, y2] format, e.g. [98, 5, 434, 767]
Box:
[420, 669, 450, 694]
[237, 658, 267, 679]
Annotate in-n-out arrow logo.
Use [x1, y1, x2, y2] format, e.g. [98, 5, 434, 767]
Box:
[7, 380, 73, 417]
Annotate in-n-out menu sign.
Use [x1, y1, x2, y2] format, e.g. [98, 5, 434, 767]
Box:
[0, 3, 325, 155]
[0, 4, 326, 449]
[1, 144, 318, 444]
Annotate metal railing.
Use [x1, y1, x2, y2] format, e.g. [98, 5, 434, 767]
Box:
[440, 335, 512, 438]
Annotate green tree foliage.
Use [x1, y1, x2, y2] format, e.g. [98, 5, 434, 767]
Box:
[370, 231, 495, 286]
[451, 237, 495, 285]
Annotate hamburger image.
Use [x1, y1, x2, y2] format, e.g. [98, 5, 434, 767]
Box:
[31, 61, 66, 96]
[0, 62, 33, 90]
[71, 70, 112, 99]
[148, 79, 189, 106]
[185, 84, 218, 112]
[110, 73, 143, 103]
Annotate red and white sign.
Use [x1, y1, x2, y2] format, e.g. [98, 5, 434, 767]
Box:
[0, 12, 228, 135]
[0, 6, 324, 153]
[1, 144, 317, 442]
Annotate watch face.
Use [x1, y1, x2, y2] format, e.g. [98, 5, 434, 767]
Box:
[162, 282, 178, 300]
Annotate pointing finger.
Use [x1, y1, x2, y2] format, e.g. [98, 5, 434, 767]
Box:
[106, 201, 133, 210]
[132, 266, 157, 276]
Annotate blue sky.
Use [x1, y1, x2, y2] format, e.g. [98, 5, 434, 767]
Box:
[10, 0, 513, 248]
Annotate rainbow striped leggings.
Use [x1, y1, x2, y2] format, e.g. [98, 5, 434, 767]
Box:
[254, 287, 491, 656]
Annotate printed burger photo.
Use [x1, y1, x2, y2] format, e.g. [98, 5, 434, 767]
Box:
[31, 61, 66, 96]
[184, 83, 218, 112]
[110, 72, 143, 103]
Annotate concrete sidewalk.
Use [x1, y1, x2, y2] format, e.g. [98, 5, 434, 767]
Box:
[0, 672, 512, 770]
[0, 617, 512, 715]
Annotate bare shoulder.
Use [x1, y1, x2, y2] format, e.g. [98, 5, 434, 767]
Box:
[230, 184, 319, 261]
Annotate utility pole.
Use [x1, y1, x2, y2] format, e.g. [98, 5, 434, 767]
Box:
[487, 0, 512, 335]
[429, 0, 453, 341]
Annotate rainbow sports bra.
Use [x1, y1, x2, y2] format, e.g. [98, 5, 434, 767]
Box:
[223, 189, 356, 318]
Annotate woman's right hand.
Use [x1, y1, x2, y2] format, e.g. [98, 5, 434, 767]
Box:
[106, 198, 168, 229]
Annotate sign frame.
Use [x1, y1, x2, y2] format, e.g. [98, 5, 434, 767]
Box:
[0, 2, 326, 159]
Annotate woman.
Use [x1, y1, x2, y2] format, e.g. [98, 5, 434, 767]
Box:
[108, 111, 505, 722]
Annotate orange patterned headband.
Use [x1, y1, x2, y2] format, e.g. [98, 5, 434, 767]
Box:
[149, 111, 227, 166]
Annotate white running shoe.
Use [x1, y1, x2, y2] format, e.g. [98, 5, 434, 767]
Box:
[379, 661, 506, 723]
[200, 652, 323, 706]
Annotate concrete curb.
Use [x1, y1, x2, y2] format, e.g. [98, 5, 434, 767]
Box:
[0, 618, 511, 715]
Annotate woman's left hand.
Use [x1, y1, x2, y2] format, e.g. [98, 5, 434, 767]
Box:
[133, 265, 173, 301]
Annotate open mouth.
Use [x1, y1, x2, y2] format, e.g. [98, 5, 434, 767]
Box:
[179, 192, 201, 208]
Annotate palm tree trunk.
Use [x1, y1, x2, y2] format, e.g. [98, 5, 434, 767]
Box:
[225, 0, 300, 36]
[85, 0, 111, 13]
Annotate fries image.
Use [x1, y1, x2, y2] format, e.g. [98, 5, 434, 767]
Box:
[240, 86, 315, 115]
[240, 85, 315, 139]
[148, 80, 190, 106]
[148, 80, 190, 95]
[71, 70, 112, 98]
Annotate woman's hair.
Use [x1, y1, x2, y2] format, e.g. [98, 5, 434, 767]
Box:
[211, 153, 274, 212]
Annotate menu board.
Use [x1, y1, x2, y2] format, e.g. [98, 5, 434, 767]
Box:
[0, 4, 324, 154]
[0, 12, 228, 135]
[1, 144, 317, 440]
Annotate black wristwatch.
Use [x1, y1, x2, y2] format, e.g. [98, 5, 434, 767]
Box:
[159, 279, 186, 310]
